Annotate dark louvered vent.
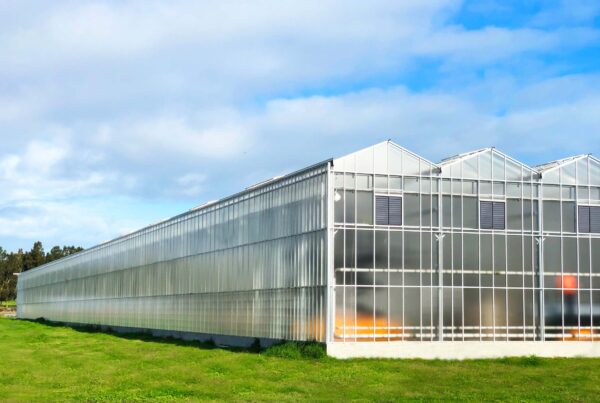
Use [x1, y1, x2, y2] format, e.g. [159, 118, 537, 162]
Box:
[376, 196, 389, 225]
[591, 206, 600, 233]
[480, 201, 493, 229]
[492, 202, 505, 230]
[579, 206, 590, 233]
[389, 197, 403, 226]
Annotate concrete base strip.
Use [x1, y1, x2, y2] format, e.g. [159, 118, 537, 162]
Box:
[327, 341, 600, 359]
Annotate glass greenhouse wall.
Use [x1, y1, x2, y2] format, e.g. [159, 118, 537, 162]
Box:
[332, 142, 600, 342]
[16, 140, 600, 345]
[17, 163, 329, 342]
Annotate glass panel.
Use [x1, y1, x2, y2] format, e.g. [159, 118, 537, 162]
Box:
[524, 200, 533, 231]
[421, 195, 432, 227]
[432, 195, 439, 227]
[563, 237, 577, 274]
[494, 234, 506, 271]
[543, 201, 561, 232]
[404, 232, 420, 270]
[481, 234, 493, 271]
[561, 163, 576, 185]
[345, 190, 355, 223]
[578, 186, 590, 200]
[480, 181, 492, 195]
[592, 239, 600, 275]
[344, 173, 355, 189]
[452, 180, 462, 194]
[335, 173, 344, 187]
[544, 169, 559, 184]
[506, 160, 522, 181]
[452, 196, 462, 228]
[479, 151, 492, 180]
[421, 178, 431, 193]
[562, 201, 576, 233]
[463, 234, 478, 272]
[334, 231, 344, 269]
[507, 235, 522, 271]
[389, 176, 402, 191]
[577, 159, 589, 185]
[464, 288, 480, 333]
[462, 180, 477, 195]
[463, 196, 478, 229]
[543, 185, 560, 198]
[389, 288, 403, 338]
[356, 230, 373, 269]
[544, 237, 561, 273]
[493, 182, 505, 196]
[356, 174, 372, 189]
[345, 230, 356, 269]
[356, 287, 374, 338]
[507, 182, 521, 197]
[442, 179, 451, 194]
[562, 186, 575, 200]
[404, 287, 420, 340]
[442, 196, 451, 227]
[390, 232, 403, 270]
[591, 159, 600, 186]
[463, 157, 478, 179]
[375, 231, 388, 269]
[404, 194, 420, 226]
[374, 175, 387, 189]
[404, 177, 419, 192]
[492, 153, 505, 180]
[334, 190, 344, 223]
[404, 154, 420, 176]
[356, 191, 373, 225]
[579, 238, 590, 275]
[507, 199, 522, 230]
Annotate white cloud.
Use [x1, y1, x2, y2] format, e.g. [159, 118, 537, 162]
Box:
[0, 1, 599, 251]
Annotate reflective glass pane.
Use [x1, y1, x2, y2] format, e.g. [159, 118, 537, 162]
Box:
[404, 232, 420, 270]
[356, 191, 373, 225]
[507, 199, 522, 230]
[562, 201, 576, 233]
[543, 201, 561, 232]
[404, 194, 420, 226]
[357, 230, 373, 269]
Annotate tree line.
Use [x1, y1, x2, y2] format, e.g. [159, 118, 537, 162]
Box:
[0, 241, 84, 302]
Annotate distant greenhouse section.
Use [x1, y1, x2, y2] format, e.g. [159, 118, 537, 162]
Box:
[16, 140, 600, 355]
[17, 162, 329, 342]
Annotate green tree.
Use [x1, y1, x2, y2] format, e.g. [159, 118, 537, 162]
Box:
[23, 241, 45, 272]
[0, 248, 23, 302]
[0, 242, 84, 302]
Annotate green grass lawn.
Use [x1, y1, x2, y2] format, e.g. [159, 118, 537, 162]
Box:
[1, 317, 599, 401]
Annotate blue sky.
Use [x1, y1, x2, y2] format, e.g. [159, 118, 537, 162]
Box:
[0, 0, 599, 251]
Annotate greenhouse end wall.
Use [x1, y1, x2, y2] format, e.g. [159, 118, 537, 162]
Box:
[17, 163, 329, 343]
[330, 142, 600, 355]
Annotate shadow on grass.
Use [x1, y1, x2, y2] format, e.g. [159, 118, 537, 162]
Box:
[23, 318, 326, 359]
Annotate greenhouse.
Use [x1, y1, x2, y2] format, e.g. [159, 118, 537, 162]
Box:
[16, 141, 600, 358]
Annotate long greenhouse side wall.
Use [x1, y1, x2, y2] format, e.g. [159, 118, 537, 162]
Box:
[17, 164, 329, 342]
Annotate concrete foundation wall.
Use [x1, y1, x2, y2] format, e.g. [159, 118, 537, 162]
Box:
[27, 319, 283, 349]
[327, 342, 600, 359]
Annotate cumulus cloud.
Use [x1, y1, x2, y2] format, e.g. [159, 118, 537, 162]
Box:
[0, 0, 599, 250]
